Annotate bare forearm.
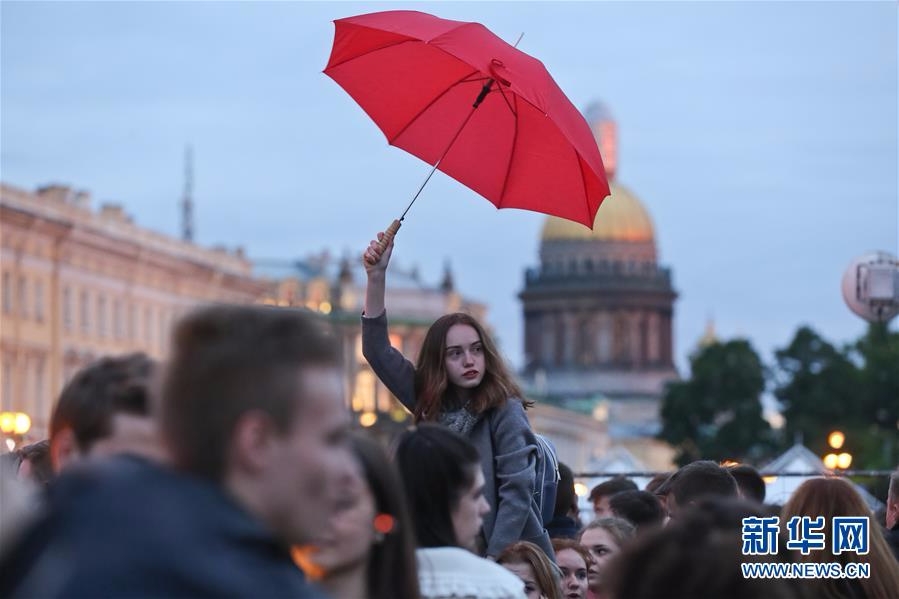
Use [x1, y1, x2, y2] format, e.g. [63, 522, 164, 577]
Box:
[364, 271, 386, 317]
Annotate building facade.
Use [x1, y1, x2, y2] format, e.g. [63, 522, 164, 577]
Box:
[520, 102, 679, 469]
[0, 183, 265, 437]
[256, 254, 487, 435]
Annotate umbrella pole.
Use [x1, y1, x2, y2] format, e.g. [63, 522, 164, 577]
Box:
[374, 78, 495, 256]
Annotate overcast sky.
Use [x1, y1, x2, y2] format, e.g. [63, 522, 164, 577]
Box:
[3, 1, 896, 387]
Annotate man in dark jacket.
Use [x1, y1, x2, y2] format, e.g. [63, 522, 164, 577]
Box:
[2, 305, 357, 597]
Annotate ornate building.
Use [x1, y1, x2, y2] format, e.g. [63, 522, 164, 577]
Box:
[520, 102, 678, 468]
[256, 255, 487, 435]
[0, 183, 266, 437]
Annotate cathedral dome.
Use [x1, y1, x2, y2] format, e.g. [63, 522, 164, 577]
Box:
[541, 184, 655, 243]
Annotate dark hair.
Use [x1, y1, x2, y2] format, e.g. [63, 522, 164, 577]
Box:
[349, 434, 420, 599]
[394, 423, 481, 548]
[669, 461, 738, 506]
[728, 464, 766, 504]
[589, 477, 638, 503]
[17, 440, 53, 486]
[497, 541, 562, 599]
[603, 499, 796, 599]
[554, 462, 576, 519]
[161, 305, 340, 481]
[645, 472, 672, 494]
[50, 353, 155, 452]
[609, 491, 665, 532]
[413, 313, 529, 421]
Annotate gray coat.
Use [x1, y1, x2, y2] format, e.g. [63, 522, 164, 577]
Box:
[362, 312, 553, 558]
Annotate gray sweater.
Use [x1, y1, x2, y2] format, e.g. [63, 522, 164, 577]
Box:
[362, 312, 553, 558]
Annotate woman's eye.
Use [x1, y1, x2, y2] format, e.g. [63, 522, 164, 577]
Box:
[576, 570, 588, 581]
[447, 349, 461, 358]
[472, 345, 483, 354]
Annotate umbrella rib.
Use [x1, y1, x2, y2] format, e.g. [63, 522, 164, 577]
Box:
[496, 94, 520, 209]
[387, 68, 481, 145]
[325, 35, 417, 71]
[494, 82, 517, 117]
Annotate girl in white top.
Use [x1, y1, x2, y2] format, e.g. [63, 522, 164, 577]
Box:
[395, 424, 527, 599]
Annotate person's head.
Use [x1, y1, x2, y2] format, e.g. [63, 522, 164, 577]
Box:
[394, 423, 489, 551]
[554, 462, 578, 520]
[552, 538, 591, 599]
[50, 353, 160, 472]
[17, 440, 52, 486]
[645, 472, 671, 494]
[589, 477, 638, 517]
[728, 464, 766, 504]
[310, 433, 419, 599]
[497, 541, 563, 599]
[413, 313, 525, 421]
[608, 490, 665, 533]
[578, 518, 635, 594]
[782, 477, 899, 599]
[160, 305, 355, 547]
[666, 461, 738, 519]
[886, 468, 899, 529]
[602, 503, 795, 599]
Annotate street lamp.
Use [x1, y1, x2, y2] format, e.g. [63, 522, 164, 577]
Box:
[0, 411, 32, 451]
[828, 431, 845, 450]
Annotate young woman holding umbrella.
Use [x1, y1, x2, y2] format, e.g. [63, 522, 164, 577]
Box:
[361, 232, 553, 560]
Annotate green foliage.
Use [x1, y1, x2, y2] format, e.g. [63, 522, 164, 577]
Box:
[773, 323, 898, 469]
[659, 339, 772, 466]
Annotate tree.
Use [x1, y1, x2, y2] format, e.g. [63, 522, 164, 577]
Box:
[773, 323, 899, 469]
[659, 339, 772, 466]
[773, 326, 859, 457]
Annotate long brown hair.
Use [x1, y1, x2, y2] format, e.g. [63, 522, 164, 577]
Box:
[782, 477, 899, 599]
[497, 541, 562, 599]
[350, 433, 420, 599]
[413, 312, 529, 421]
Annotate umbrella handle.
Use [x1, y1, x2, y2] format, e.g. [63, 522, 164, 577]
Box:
[369, 219, 401, 264]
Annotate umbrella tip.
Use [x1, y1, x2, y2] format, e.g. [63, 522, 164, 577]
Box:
[514, 32, 524, 47]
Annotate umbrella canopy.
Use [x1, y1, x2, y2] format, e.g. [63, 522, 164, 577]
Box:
[325, 10, 611, 228]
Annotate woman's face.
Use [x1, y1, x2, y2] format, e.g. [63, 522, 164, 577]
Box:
[501, 560, 544, 599]
[451, 465, 490, 551]
[309, 463, 377, 576]
[579, 527, 621, 590]
[556, 548, 589, 599]
[444, 324, 486, 389]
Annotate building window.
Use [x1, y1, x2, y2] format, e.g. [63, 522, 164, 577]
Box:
[113, 299, 123, 339]
[128, 304, 137, 341]
[2, 272, 11, 314]
[145, 307, 153, 346]
[35, 280, 45, 322]
[1, 360, 12, 411]
[97, 295, 107, 337]
[63, 287, 73, 330]
[35, 358, 45, 421]
[18, 275, 27, 318]
[80, 290, 90, 332]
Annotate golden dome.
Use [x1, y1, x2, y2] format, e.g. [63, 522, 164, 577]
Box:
[541, 184, 655, 243]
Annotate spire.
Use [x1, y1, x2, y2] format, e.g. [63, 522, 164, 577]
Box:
[584, 101, 617, 182]
[698, 315, 718, 348]
[181, 145, 194, 242]
[441, 259, 455, 292]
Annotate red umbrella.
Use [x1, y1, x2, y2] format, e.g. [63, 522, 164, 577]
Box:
[324, 10, 611, 254]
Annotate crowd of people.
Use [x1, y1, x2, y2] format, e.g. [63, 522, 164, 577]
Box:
[0, 232, 896, 598]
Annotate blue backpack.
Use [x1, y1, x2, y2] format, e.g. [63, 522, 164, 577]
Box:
[534, 434, 560, 526]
